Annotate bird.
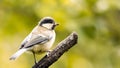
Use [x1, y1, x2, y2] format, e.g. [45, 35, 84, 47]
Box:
[9, 17, 59, 64]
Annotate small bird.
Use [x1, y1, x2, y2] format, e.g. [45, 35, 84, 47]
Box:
[9, 17, 59, 64]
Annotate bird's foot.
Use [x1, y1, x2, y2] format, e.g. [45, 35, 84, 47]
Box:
[46, 50, 52, 57]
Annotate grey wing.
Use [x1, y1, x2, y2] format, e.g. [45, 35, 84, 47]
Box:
[19, 33, 32, 49]
[23, 35, 50, 48]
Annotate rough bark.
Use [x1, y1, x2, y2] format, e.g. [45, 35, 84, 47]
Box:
[32, 32, 78, 68]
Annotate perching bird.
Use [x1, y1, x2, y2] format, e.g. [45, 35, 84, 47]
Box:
[9, 17, 59, 64]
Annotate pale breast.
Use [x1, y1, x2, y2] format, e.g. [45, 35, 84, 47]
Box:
[31, 29, 56, 54]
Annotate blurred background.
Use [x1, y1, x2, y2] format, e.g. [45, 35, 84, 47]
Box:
[0, 0, 120, 68]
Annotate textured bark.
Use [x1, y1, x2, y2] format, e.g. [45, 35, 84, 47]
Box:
[32, 32, 78, 68]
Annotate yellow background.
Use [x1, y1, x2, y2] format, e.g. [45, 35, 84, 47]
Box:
[0, 0, 120, 68]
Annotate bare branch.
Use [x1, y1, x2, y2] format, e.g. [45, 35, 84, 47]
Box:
[32, 32, 78, 68]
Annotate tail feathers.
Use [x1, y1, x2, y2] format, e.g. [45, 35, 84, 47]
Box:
[9, 48, 27, 60]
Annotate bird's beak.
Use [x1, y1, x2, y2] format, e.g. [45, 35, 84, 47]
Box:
[52, 23, 59, 29]
[55, 23, 59, 26]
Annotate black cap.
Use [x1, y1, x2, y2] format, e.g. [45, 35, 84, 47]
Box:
[39, 17, 55, 26]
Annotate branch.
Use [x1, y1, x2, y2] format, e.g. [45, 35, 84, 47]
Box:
[32, 32, 78, 68]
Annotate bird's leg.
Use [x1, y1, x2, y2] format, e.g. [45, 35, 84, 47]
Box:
[32, 51, 37, 65]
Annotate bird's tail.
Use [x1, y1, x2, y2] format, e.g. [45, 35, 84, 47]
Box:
[9, 48, 27, 60]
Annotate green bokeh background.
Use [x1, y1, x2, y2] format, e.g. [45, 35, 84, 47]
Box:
[1, 0, 120, 68]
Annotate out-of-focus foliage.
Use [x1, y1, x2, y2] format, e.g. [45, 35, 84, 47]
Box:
[1, 0, 120, 68]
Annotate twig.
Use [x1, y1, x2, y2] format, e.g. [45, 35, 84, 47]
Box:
[32, 32, 78, 68]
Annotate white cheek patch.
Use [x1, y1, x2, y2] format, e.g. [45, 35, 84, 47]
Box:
[42, 24, 53, 29]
